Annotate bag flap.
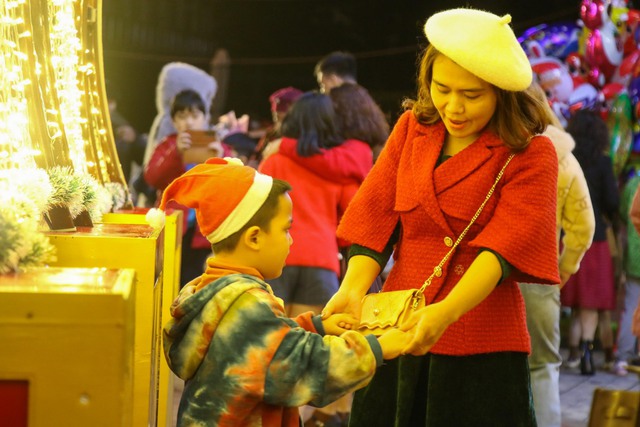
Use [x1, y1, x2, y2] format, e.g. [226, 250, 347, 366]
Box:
[359, 290, 417, 329]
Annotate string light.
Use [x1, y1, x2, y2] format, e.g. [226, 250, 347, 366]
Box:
[0, 0, 127, 190]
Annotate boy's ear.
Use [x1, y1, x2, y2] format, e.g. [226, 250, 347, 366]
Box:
[242, 226, 262, 250]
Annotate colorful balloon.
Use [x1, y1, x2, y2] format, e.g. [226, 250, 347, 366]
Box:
[607, 93, 634, 175]
[519, 22, 581, 59]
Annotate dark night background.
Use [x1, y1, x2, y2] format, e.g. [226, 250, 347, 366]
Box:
[102, 0, 581, 133]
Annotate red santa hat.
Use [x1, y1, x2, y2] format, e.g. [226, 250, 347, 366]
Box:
[146, 157, 273, 244]
[269, 87, 303, 113]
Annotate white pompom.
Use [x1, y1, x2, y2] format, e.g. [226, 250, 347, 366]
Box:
[223, 157, 244, 166]
[145, 208, 165, 229]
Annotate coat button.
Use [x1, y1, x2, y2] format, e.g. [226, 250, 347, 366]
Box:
[444, 236, 454, 247]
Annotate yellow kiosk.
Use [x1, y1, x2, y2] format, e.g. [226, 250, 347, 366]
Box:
[0, 267, 135, 427]
[101, 210, 184, 427]
[46, 223, 164, 426]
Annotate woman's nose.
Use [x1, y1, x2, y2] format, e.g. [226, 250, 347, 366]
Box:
[447, 95, 464, 114]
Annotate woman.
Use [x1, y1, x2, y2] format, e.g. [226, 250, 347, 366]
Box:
[323, 8, 560, 426]
[259, 92, 371, 319]
[561, 109, 620, 375]
[329, 82, 389, 161]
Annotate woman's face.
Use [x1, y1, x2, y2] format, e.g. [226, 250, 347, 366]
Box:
[430, 55, 497, 145]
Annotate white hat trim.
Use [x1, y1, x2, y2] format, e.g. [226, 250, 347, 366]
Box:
[206, 171, 274, 243]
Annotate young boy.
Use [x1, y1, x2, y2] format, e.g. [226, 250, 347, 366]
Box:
[151, 158, 408, 426]
[145, 89, 229, 191]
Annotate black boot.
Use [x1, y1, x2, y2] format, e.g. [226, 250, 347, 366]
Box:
[580, 340, 595, 375]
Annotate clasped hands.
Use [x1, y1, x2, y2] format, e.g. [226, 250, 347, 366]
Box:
[321, 291, 453, 360]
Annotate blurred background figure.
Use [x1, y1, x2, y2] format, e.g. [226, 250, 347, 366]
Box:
[561, 109, 620, 375]
[143, 62, 218, 166]
[145, 89, 230, 288]
[329, 83, 389, 162]
[612, 173, 640, 375]
[252, 86, 303, 166]
[519, 83, 594, 427]
[106, 79, 147, 200]
[314, 51, 357, 93]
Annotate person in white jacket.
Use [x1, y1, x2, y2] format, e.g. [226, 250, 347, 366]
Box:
[519, 82, 595, 427]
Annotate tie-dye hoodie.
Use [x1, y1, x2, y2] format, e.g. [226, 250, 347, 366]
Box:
[163, 264, 382, 427]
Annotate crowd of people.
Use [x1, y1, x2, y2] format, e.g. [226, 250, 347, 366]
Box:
[110, 7, 640, 427]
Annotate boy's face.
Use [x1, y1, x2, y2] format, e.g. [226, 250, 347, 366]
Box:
[259, 193, 293, 280]
[173, 108, 208, 133]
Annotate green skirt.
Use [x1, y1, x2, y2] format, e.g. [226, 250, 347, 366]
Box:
[349, 352, 536, 427]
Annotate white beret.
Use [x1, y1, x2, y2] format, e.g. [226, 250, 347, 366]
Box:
[424, 8, 532, 91]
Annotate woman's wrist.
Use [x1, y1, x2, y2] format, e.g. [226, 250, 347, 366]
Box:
[431, 299, 462, 326]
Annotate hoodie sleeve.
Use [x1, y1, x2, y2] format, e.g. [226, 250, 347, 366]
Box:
[278, 138, 373, 185]
[559, 154, 595, 275]
[144, 134, 185, 190]
[219, 288, 379, 409]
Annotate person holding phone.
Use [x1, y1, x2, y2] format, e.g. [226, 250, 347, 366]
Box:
[145, 89, 232, 287]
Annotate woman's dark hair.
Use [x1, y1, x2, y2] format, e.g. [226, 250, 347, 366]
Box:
[567, 109, 610, 168]
[170, 89, 206, 117]
[212, 179, 292, 254]
[280, 92, 343, 157]
[329, 83, 389, 149]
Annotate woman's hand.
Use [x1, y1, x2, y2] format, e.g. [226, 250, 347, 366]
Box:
[398, 251, 503, 355]
[400, 302, 456, 356]
[378, 329, 414, 360]
[322, 255, 381, 321]
[321, 289, 363, 320]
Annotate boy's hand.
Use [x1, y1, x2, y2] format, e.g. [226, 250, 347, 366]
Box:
[377, 328, 413, 360]
[322, 313, 359, 336]
[176, 132, 192, 152]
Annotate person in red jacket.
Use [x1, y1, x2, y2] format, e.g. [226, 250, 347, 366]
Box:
[145, 89, 231, 287]
[259, 92, 372, 321]
[322, 8, 559, 426]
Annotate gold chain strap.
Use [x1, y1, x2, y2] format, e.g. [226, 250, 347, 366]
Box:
[415, 153, 515, 299]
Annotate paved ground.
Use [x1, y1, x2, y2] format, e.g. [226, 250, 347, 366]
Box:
[560, 349, 640, 427]
[171, 349, 640, 427]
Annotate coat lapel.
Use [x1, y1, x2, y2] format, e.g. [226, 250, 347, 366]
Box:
[409, 124, 504, 235]
[410, 123, 452, 235]
[433, 130, 498, 194]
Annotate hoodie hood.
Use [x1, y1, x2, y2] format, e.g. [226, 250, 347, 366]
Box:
[163, 274, 266, 380]
[543, 125, 575, 162]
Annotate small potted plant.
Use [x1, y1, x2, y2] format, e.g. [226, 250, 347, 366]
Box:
[72, 173, 98, 227]
[45, 166, 84, 231]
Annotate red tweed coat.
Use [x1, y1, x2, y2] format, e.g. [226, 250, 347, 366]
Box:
[338, 111, 560, 355]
